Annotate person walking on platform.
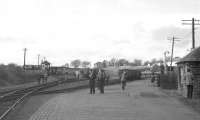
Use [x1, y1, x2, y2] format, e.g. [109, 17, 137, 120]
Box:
[121, 70, 127, 90]
[89, 69, 96, 94]
[97, 69, 105, 93]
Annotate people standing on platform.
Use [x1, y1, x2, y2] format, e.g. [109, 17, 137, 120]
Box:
[89, 69, 96, 94]
[186, 68, 194, 98]
[97, 69, 105, 93]
[121, 70, 127, 90]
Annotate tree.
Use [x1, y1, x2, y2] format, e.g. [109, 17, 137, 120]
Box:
[109, 58, 117, 66]
[7, 63, 18, 68]
[81, 61, 91, 68]
[129, 59, 142, 66]
[64, 63, 69, 68]
[94, 62, 102, 68]
[133, 59, 142, 66]
[102, 60, 109, 68]
[149, 58, 164, 65]
[70, 59, 81, 68]
[157, 58, 164, 63]
[118, 59, 129, 66]
[150, 58, 157, 65]
[143, 60, 150, 66]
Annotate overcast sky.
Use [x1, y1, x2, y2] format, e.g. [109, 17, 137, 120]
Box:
[0, 0, 200, 66]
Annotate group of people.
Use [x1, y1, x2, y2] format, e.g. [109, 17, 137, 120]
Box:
[89, 69, 127, 94]
[89, 69, 105, 94]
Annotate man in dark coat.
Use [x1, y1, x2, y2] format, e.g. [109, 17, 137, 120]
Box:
[89, 69, 96, 94]
[97, 69, 106, 93]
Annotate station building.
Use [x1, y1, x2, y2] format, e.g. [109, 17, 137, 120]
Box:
[177, 47, 200, 99]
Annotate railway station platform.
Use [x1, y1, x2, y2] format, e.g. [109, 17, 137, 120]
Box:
[28, 80, 200, 120]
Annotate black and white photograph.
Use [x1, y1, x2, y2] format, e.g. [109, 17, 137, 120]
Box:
[0, 0, 200, 120]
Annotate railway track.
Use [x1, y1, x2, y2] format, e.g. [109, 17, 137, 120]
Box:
[0, 77, 121, 120]
[0, 89, 37, 120]
[0, 78, 88, 120]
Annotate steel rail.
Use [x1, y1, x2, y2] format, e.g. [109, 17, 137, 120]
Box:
[0, 80, 59, 120]
[0, 87, 40, 120]
[0, 90, 18, 99]
[0, 91, 32, 120]
[0, 78, 88, 120]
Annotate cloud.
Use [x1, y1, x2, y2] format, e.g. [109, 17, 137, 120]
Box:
[151, 25, 200, 58]
[0, 0, 199, 65]
[0, 36, 37, 45]
[152, 26, 193, 49]
[112, 39, 131, 45]
[0, 37, 14, 42]
[135, 0, 200, 14]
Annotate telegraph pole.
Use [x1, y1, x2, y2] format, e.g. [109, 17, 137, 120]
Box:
[38, 54, 40, 67]
[23, 48, 27, 70]
[168, 36, 180, 71]
[182, 18, 200, 49]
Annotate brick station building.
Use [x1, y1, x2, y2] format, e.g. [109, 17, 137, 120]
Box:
[177, 47, 200, 99]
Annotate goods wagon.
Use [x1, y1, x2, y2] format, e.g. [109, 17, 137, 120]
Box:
[118, 66, 149, 81]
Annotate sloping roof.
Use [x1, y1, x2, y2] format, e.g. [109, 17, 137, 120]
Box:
[177, 47, 200, 63]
